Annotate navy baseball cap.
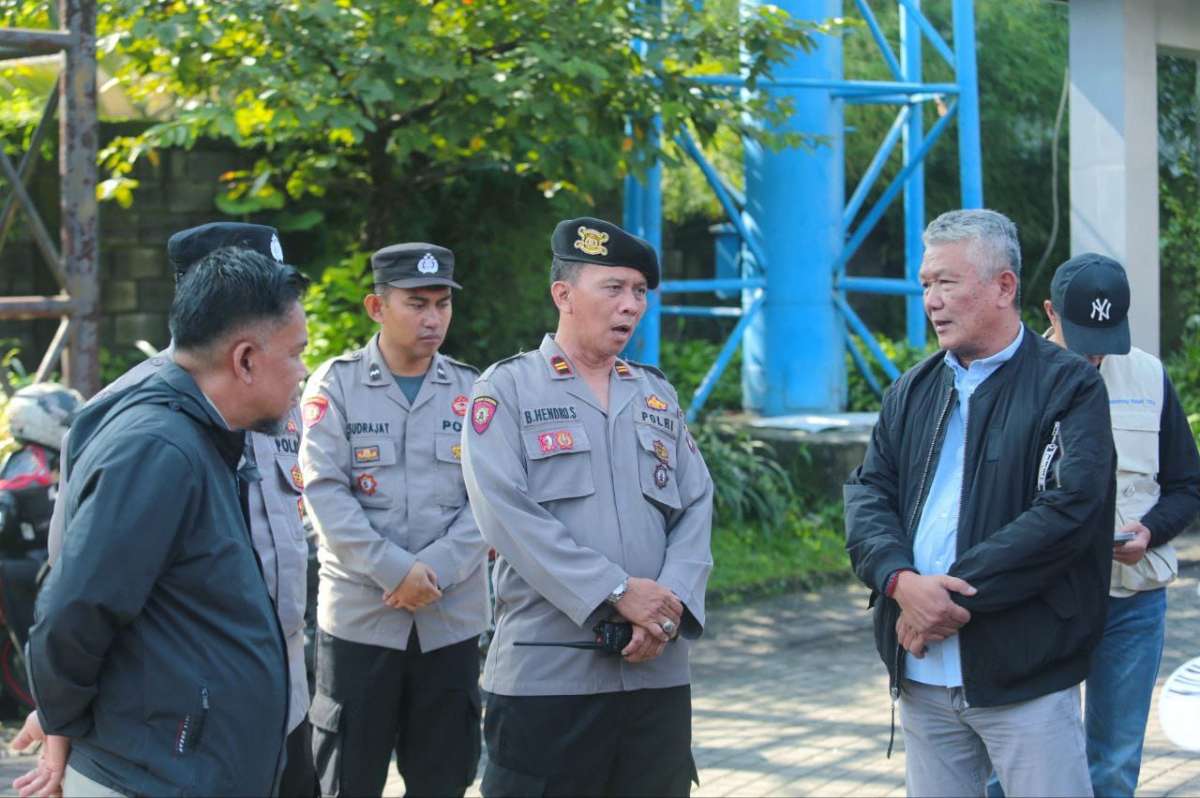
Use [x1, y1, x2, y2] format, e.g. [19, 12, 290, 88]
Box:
[1050, 253, 1131, 356]
[551, 217, 660, 289]
[167, 222, 283, 277]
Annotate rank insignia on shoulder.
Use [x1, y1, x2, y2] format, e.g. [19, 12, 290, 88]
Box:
[550, 355, 572, 376]
[286, 418, 299, 435]
[652, 439, 669, 465]
[353, 445, 381, 465]
[451, 443, 462, 461]
[452, 394, 469, 416]
[472, 396, 499, 434]
[290, 463, 304, 489]
[645, 394, 668, 411]
[303, 396, 330, 428]
[369, 364, 382, 381]
[653, 462, 669, 489]
[614, 361, 632, 378]
[356, 473, 379, 496]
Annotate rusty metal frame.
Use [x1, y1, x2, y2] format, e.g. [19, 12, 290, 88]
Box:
[0, 0, 98, 395]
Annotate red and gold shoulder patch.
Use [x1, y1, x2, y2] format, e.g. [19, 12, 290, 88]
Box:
[452, 394, 469, 417]
[550, 355, 572, 376]
[645, 394, 669, 411]
[302, 396, 330, 428]
[472, 396, 499, 434]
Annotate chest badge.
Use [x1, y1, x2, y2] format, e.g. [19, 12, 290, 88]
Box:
[472, 396, 499, 434]
[290, 463, 304, 490]
[297, 497, 306, 521]
[652, 439, 670, 465]
[451, 443, 462, 461]
[353, 445, 381, 465]
[356, 473, 379, 497]
[452, 394, 469, 416]
[537, 430, 576, 454]
[303, 396, 330, 428]
[645, 394, 669, 411]
[653, 463, 670, 489]
[286, 418, 298, 435]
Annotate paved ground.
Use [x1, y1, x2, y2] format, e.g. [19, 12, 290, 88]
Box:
[2, 537, 1198, 797]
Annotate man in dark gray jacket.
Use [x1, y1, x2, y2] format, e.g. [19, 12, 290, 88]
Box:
[28, 248, 310, 796]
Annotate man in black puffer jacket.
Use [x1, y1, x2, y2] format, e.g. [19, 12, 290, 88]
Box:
[845, 209, 1115, 798]
[29, 248, 310, 797]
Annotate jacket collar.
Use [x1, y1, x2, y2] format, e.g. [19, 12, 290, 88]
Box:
[157, 362, 246, 468]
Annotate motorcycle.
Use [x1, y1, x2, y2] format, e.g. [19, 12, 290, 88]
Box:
[0, 382, 81, 717]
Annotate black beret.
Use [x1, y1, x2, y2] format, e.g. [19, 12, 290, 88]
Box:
[551, 217, 660, 289]
[372, 243, 461, 290]
[167, 222, 283, 276]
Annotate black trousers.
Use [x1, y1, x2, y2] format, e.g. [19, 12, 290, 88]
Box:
[310, 629, 481, 798]
[481, 686, 697, 797]
[279, 720, 318, 798]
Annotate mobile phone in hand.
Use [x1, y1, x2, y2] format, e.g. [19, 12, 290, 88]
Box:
[1113, 530, 1137, 547]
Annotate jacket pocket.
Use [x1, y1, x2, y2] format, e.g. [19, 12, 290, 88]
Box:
[434, 431, 468, 506]
[349, 438, 397, 508]
[310, 692, 344, 798]
[1111, 407, 1160, 476]
[635, 425, 681, 511]
[521, 424, 595, 503]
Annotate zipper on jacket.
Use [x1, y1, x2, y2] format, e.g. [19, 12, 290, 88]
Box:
[906, 385, 957, 536]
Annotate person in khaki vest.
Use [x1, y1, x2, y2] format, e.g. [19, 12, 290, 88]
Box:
[461, 217, 713, 797]
[1043, 253, 1200, 797]
[299, 243, 488, 798]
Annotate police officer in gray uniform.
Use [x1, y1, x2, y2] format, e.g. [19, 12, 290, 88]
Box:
[31, 222, 316, 798]
[299, 243, 489, 798]
[462, 217, 714, 797]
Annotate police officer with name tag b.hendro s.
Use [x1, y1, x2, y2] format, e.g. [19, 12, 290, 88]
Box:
[299, 243, 488, 797]
[462, 217, 714, 797]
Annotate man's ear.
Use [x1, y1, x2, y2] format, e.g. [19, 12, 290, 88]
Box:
[364, 293, 385, 324]
[231, 339, 256, 385]
[996, 270, 1019, 307]
[550, 281, 572, 314]
[1043, 299, 1057, 325]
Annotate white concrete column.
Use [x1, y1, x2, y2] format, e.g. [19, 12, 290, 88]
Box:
[1069, 0, 1160, 354]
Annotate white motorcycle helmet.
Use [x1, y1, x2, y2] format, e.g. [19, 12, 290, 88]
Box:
[6, 382, 84, 450]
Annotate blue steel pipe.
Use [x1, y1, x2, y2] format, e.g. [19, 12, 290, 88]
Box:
[902, 0, 928, 348]
[833, 293, 901, 381]
[852, 0, 904, 80]
[842, 106, 910, 234]
[844, 325, 884, 398]
[842, 92, 945, 104]
[837, 276, 923, 295]
[688, 294, 764, 422]
[660, 277, 767, 294]
[895, 0, 955, 67]
[661, 305, 744, 318]
[834, 100, 957, 272]
[676, 130, 769, 269]
[689, 75, 959, 95]
[952, 0, 983, 207]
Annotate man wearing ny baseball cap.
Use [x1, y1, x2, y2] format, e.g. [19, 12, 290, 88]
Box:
[1044, 253, 1200, 797]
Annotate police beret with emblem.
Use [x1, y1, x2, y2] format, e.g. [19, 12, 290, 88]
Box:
[372, 243, 461, 290]
[167, 222, 284, 277]
[551, 217, 660, 290]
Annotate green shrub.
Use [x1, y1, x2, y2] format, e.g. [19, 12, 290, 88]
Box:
[690, 422, 795, 535]
[844, 333, 938, 412]
[659, 338, 742, 417]
[1165, 315, 1200, 447]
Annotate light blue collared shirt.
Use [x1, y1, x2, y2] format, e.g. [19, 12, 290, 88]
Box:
[906, 326, 1024, 687]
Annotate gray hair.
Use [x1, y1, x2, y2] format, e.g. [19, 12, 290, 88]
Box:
[549, 256, 584, 286]
[923, 209, 1022, 300]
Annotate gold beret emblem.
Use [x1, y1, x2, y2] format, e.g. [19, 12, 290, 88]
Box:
[574, 226, 609, 257]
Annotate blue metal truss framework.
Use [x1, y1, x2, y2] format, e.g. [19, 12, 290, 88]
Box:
[621, 0, 983, 422]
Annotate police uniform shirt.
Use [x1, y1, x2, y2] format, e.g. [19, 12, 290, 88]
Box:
[461, 334, 714, 697]
[298, 334, 489, 653]
[48, 346, 313, 733]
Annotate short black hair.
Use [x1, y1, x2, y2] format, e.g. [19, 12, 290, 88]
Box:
[170, 247, 309, 352]
[549, 256, 584, 286]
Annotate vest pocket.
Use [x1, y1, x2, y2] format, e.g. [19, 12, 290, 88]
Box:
[349, 438, 397, 508]
[434, 432, 468, 506]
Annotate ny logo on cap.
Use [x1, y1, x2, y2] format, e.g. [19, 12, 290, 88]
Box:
[1091, 297, 1112, 322]
[270, 234, 284, 262]
[417, 253, 439, 274]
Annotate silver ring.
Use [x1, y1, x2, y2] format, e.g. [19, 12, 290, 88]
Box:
[661, 619, 677, 636]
